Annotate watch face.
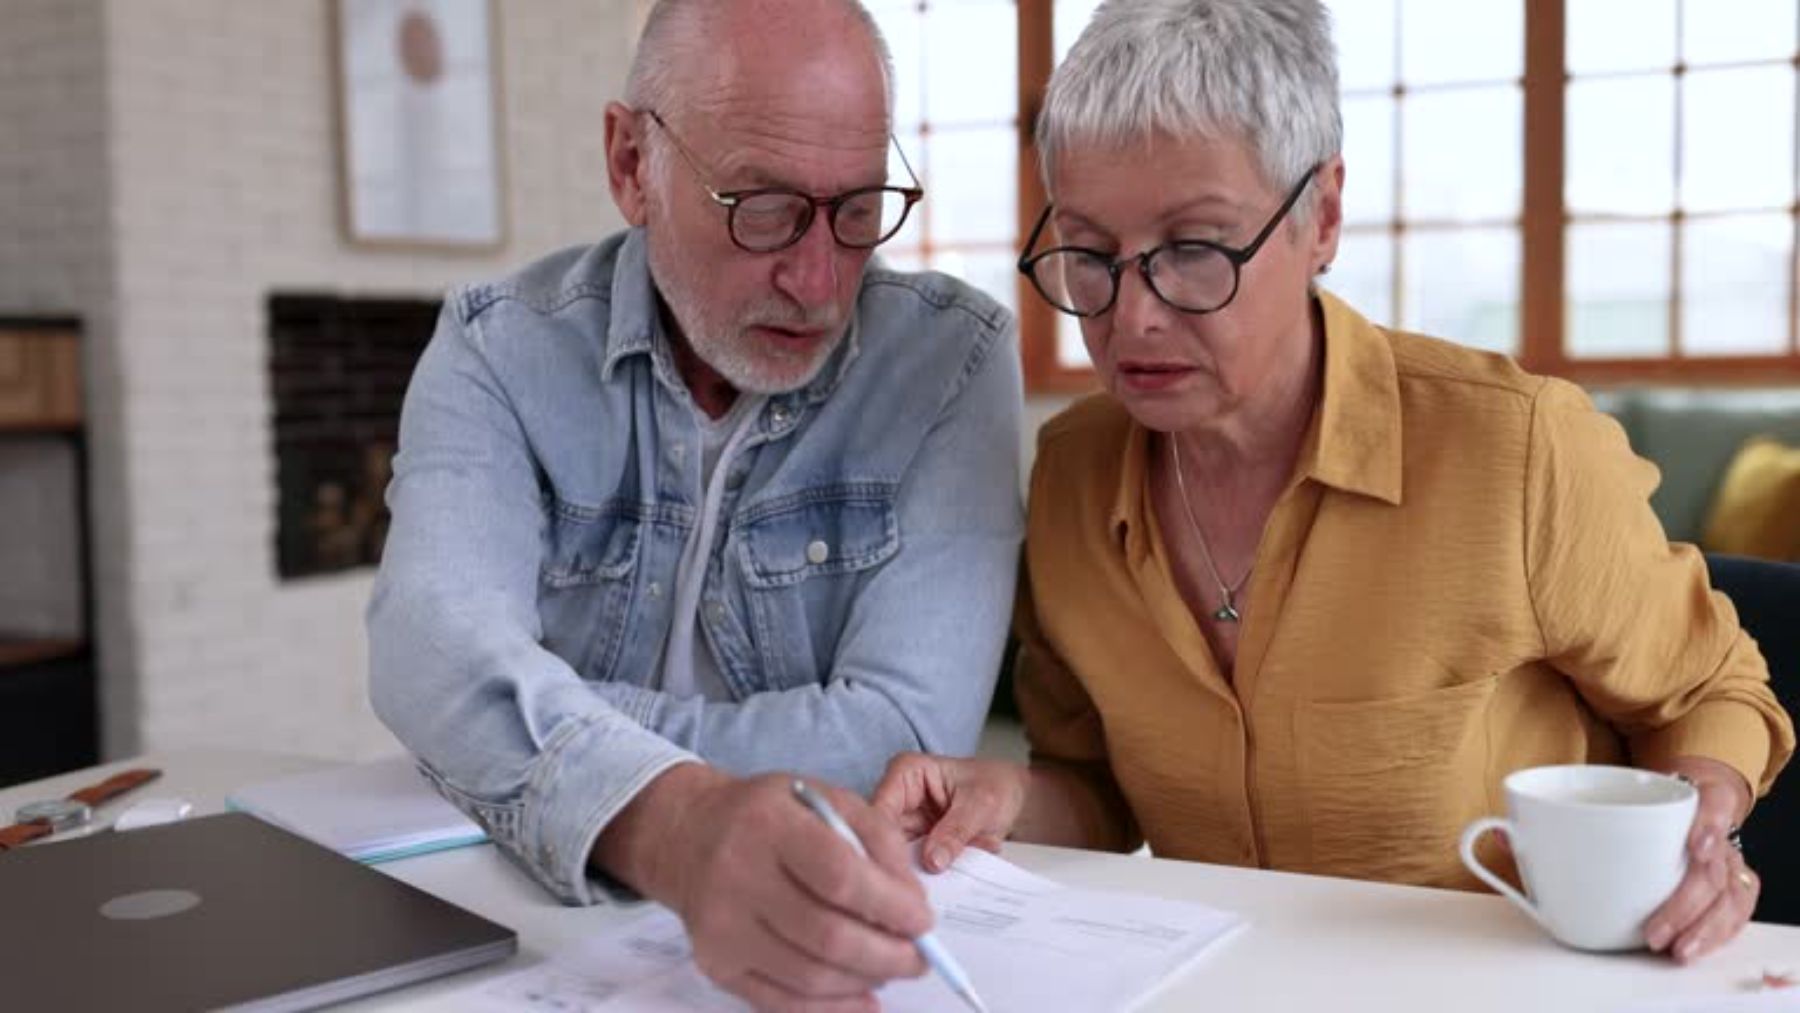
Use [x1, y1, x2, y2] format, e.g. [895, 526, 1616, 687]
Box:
[15, 798, 92, 832]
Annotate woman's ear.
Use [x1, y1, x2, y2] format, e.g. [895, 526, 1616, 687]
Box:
[1309, 155, 1346, 275]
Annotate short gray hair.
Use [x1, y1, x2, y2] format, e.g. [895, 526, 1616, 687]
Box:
[1039, 0, 1341, 203]
[625, 0, 896, 121]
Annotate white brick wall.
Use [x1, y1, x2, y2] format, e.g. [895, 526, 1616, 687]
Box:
[0, 0, 129, 723]
[4, 0, 634, 762]
[5, 0, 1067, 767]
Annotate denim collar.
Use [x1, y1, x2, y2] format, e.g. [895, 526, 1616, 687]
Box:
[602, 228, 862, 413]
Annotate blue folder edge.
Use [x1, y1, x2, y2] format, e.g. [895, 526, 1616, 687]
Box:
[223, 799, 489, 865]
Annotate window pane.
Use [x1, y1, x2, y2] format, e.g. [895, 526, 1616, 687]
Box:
[1400, 86, 1522, 221]
[1566, 75, 1676, 215]
[878, 248, 926, 274]
[1566, 221, 1673, 359]
[1326, 0, 1398, 92]
[1057, 314, 1091, 370]
[1055, 0, 1105, 63]
[1400, 0, 1522, 86]
[1681, 214, 1792, 357]
[1327, 230, 1397, 326]
[931, 248, 1020, 319]
[1341, 95, 1396, 224]
[925, 1, 1016, 126]
[1567, 0, 1677, 74]
[1682, 0, 1795, 66]
[926, 128, 1017, 243]
[867, 4, 924, 132]
[1681, 66, 1794, 212]
[1402, 226, 1520, 353]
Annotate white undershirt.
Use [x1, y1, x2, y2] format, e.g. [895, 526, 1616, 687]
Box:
[656, 394, 766, 700]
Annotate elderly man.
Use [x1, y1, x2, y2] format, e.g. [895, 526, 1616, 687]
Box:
[368, 0, 1022, 1006]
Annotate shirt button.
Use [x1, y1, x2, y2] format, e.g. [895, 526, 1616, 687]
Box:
[769, 404, 792, 426]
[707, 602, 726, 623]
[672, 444, 686, 462]
[805, 540, 830, 565]
[647, 581, 663, 599]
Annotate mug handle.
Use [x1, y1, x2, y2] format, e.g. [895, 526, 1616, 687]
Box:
[1459, 817, 1549, 933]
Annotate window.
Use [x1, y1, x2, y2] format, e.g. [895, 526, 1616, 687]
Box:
[1322, 0, 1525, 356]
[881, 0, 1800, 392]
[866, 1, 1022, 319]
[1561, 0, 1800, 370]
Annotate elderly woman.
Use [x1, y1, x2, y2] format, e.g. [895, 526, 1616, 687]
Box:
[875, 0, 1794, 964]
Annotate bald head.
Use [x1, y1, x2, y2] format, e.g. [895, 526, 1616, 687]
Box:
[626, 0, 894, 126]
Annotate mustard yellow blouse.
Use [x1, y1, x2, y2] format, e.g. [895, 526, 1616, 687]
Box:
[1015, 292, 1796, 890]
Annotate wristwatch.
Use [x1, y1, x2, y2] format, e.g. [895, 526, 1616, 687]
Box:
[0, 768, 162, 850]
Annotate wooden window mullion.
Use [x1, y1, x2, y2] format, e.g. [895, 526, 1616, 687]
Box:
[1521, 0, 1566, 374]
[1017, 0, 1057, 389]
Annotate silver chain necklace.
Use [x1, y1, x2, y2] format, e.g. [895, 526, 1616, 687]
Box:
[1168, 435, 1252, 623]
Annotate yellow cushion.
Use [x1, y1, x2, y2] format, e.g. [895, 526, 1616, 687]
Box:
[1701, 436, 1800, 561]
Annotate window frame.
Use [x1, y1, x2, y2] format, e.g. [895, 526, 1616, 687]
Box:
[1014, 0, 1800, 392]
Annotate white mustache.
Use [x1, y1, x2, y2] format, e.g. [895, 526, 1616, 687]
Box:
[741, 302, 840, 331]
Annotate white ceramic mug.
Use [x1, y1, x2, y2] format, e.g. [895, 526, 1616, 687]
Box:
[1459, 765, 1697, 952]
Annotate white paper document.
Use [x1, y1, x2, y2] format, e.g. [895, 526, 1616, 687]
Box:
[226, 755, 487, 864]
[477, 848, 1243, 1012]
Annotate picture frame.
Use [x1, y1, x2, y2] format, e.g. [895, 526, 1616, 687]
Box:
[332, 0, 507, 251]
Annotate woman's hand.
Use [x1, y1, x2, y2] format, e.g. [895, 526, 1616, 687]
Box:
[871, 753, 1031, 873]
[1643, 756, 1758, 963]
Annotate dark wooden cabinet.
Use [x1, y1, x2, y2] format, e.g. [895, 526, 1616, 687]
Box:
[0, 318, 97, 787]
[0, 643, 96, 784]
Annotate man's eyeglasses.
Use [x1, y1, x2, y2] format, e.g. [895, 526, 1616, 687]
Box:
[644, 110, 925, 254]
[1017, 165, 1321, 318]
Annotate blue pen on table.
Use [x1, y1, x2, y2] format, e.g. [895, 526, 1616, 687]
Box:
[789, 779, 991, 1013]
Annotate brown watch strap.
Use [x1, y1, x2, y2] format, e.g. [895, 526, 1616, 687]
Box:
[0, 820, 54, 851]
[0, 766, 163, 853]
[68, 768, 161, 807]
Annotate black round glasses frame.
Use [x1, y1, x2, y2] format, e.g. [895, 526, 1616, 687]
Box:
[1017, 164, 1322, 318]
[644, 110, 925, 254]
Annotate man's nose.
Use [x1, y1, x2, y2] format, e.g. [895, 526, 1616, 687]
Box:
[771, 210, 841, 307]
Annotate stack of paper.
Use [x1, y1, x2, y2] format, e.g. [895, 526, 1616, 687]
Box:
[227, 755, 487, 864]
[478, 847, 1245, 1012]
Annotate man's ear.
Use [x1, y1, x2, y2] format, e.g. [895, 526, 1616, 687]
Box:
[605, 101, 651, 227]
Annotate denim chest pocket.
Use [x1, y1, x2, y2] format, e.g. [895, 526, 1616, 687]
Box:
[542, 498, 643, 586]
[737, 484, 899, 589]
[538, 498, 645, 677]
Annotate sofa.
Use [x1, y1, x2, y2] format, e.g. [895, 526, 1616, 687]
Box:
[1589, 386, 1800, 551]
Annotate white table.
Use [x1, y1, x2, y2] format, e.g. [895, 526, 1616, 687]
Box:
[5, 751, 1797, 1012]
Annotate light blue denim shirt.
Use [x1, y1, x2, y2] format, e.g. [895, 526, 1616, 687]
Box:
[368, 228, 1023, 904]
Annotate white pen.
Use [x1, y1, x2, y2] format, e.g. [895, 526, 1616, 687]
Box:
[790, 779, 990, 1013]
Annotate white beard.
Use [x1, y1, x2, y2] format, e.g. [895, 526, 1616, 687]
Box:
[647, 240, 850, 396]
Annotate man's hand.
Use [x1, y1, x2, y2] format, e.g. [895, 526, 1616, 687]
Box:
[594, 765, 930, 1012]
[1644, 756, 1759, 964]
[872, 752, 1031, 873]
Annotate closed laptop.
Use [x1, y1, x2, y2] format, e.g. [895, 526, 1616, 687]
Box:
[0, 811, 516, 1011]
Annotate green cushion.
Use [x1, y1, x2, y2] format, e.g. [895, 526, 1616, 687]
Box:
[1601, 389, 1800, 543]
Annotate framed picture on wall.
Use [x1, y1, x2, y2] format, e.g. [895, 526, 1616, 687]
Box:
[332, 0, 506, 250]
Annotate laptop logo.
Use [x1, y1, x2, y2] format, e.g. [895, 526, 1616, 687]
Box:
[99, 889, 202, 921]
